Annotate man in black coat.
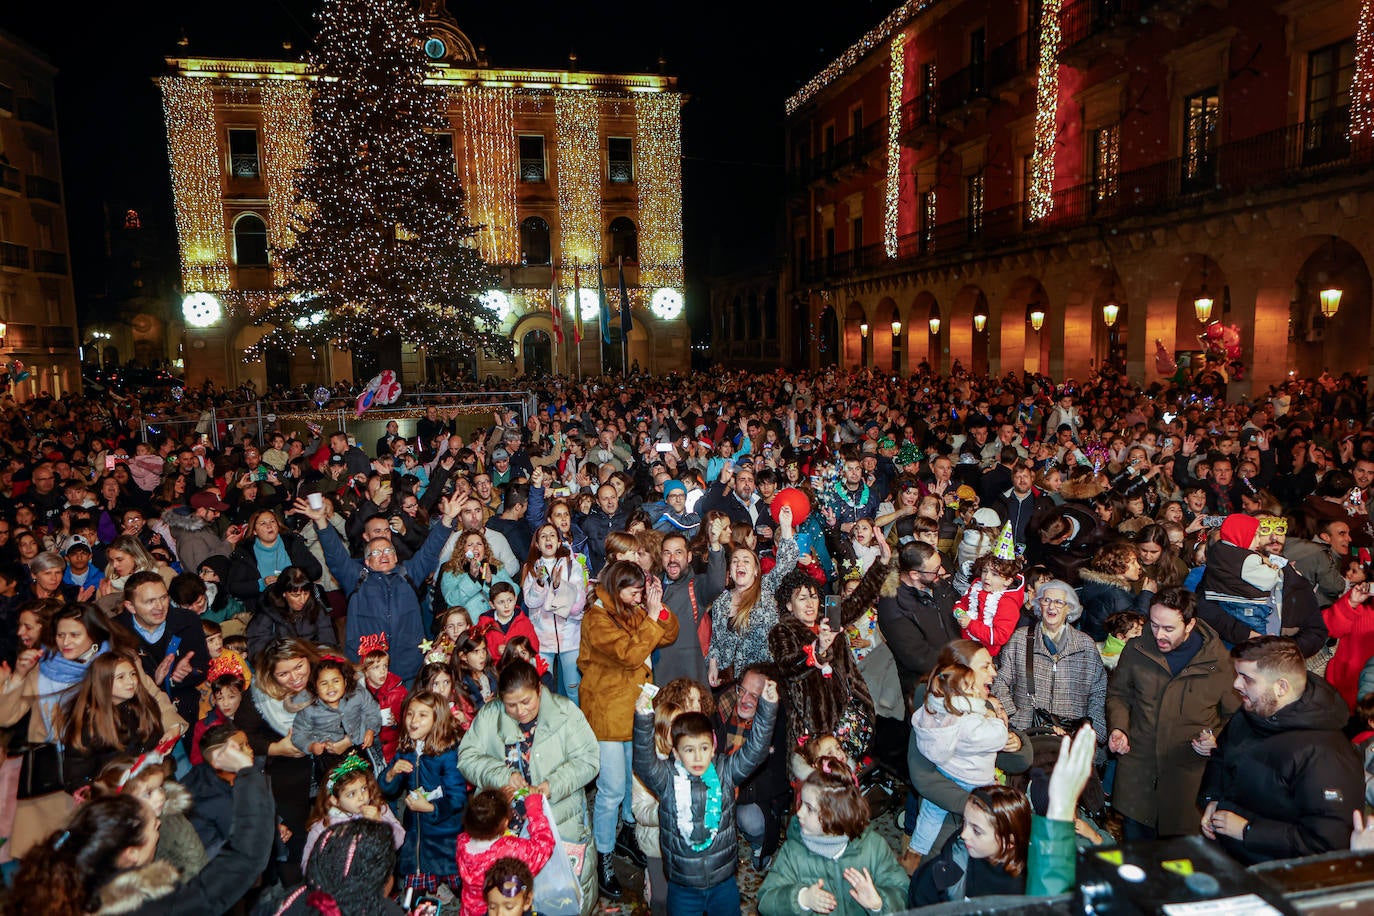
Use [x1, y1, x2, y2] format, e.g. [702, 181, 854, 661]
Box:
[117, 570, 209, 724]
[1199, 636, 1362, 864]
[877, 542, 961, 716]
[990, 464, 1055, 550]
[713, 663, 789, 870]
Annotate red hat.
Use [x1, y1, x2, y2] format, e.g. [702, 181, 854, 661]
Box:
[190, 490, 230, 512]
[1219, 513, 1259, 549]
[698, 435, 713, 450]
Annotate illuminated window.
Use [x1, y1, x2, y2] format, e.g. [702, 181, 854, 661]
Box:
[518, 135, 546, 183]
[228, 129, 260, 179]
[1182, 89, 1219, 191]
[520, 216, 551, 265]
[1092, 124, 1120, 202]
[966, 171, 984, 239]
[233, 213, 268, 266]
[608, 138, 633, 184]
[1305, 40, 1354, 161]
[919, 190, 936, 252]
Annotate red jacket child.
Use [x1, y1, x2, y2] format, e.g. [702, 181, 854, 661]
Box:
[477, 605, 540, 661]
[456, 791, 556, 916]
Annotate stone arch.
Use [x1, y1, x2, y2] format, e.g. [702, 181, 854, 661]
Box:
[844, 300, 869, 368]
[874, 297, 901, 374]
[1290, 236, 1372, 378]
[232, 323, 271, 391]
[816, 303, 839, 368]
[1091, 269, 1127, 371]
[950, 285, 988, 376]
[1174, 254, 1227, 355]
[626, 317, 654, 375]
[1005, 277, 1051, 374]
[512, 313, 555, 376]
[232, 212, 269, 267]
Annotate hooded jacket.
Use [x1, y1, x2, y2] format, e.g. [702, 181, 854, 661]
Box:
[161, 509, 232, 580]
[577, 583, 679, 742]
[1199, 673, 1362, 864]
[1075, 568, 1153, 642]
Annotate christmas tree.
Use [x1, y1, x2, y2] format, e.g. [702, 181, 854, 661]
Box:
[248, 0, 512, 363]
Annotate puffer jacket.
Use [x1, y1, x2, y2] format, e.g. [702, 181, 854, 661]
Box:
[578, 585, 679, 742]
[317, 518, 453, 682]
[576, 505, 630, 574]
[755, 819, 908, 916]
[161, 509, 231, 577]
[631, 698, 778, 889]
[1076, 568, 1153, 642]
[1199, 673, 1363, 864]
[378, 746, 467, 878]
[1106, 620, 1239, 836]
[991, 623, 1107, 742]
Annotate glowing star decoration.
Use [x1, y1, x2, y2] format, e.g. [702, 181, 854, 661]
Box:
[1355, 0, 1374, 139]
[884, 32, 906, 259]
[480, 289, 512, 323]
[1028, 0, 1063, 222]
[355, 369, 402, 418]
[650, 288, 684, 320]
[567, 287, 601, 322]
[182, 293, 224, 328]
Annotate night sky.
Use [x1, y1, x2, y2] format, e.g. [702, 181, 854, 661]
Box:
[0, 1, 891, 347]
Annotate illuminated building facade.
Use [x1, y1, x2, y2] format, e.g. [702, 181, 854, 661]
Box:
[0, 29, 81, 397]
[161, 6, 687, 387]
[772, 0, 1374, 390]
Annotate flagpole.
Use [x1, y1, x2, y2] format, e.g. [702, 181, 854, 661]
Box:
[549, 265, 560, 376]
[573, 264, 583, 381]
[618, 256, 628, 376]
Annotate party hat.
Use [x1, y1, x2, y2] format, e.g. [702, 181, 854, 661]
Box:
[992, 522, 1017, 561]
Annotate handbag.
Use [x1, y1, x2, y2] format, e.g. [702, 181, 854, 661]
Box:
[16, 742, 65, 799]
[1023, 627, 1091, 737]
[528, 808, 584, 916]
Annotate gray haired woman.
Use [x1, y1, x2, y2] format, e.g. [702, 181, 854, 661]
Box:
[28, 551, 73, 602]
[991, 579, 1107, 748]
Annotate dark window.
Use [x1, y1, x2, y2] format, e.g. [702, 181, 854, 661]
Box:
[851, 107, 864, 138]
[228, 129, 259, 179]
[795, 136, 810, 170]
[234, 213, 269, 266]
[966, 172, 985, 239]
[1305, 40, 1355, 161]
[851, 216, 864, 250]
[608, 138, 633, 184]
[969, 27, 987, 92]
[1182, 88, 1220, 191]
[518, 135, 546, 183]
[609, 216, 638, 262]
[520, 216, 551, 265]
[824, 124, 836, 151]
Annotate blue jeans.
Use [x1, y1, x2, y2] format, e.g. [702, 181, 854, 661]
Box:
[541, 649, 581, 705]
[594, 740, 634, 852]
[910, 771, 979, 854]
[1216, 599, 1273, 638]
[665, 876, 739, 916]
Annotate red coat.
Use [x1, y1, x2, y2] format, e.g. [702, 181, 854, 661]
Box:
[478, 609, 540, 660]
[955, 577, 1026, 657]
[456, 792, 556, 916]
[1323, 593, 1374, 711]
[366, 671, 408, 761]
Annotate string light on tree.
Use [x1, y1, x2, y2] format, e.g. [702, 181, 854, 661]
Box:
[1028, 0, 1063, 222]
[884, 32, 906, 259]
[1354, 0, 1374, 139]
[250, 0, 509, 361]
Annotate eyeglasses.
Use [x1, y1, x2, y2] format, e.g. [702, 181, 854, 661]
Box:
[1257, 519, 1288, 537]
[366, 548, 397, 558]
[1039, 598, 1069, 609]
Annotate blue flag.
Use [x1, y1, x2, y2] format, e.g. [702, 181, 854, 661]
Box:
[618, 257, 633, 336]
[597, 264, 611, 344]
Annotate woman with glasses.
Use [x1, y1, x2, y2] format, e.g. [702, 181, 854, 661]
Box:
[224, 509, 322, 612]
[244, 567, 334, 659]
[991, 580, 1107, 750]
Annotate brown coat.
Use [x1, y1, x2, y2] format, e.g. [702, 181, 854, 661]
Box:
[1106, 619, 1239, 836]
[578, 586, 680, 742]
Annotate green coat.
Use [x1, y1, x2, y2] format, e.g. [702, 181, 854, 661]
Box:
[755, 820, 907, 916]
[456, 686, 601, 914]
[1105, 620, 1240, 836]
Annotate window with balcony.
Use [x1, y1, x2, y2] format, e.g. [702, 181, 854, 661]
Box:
[1182, 89, 1220, 192]
[518, 135, 546, 183]
[850, 106, 864, 139]
[1092, 124, 1120, 204]
[851, 216, 864, 250]
[966, 171, 985, 239]
[233, 213, 269, 266]
[609, 216, 637, 262]
[608, 138, 633, 184]
[920, 190, 936, 252]
[228, 129, 260, 179]
[823, 124, 836, 152]
[969, 27, 987, 93]
[1305, 39, 1355, 163]
[520, 216, 551, 265]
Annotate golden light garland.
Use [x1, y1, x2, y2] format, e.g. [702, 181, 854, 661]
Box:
[922, 188, 937, 249]
[459, 87, 521, 264]
[785, 0, 933, 115]
[1094, 124, 1119, 201]
[161, 77, 230, 291]
[1354, 0, 1374, 139]
[259, 80, 312, 285]
[634, 93, 685, 295]
[555, 91, 603, 269]
[1028, 0, 1063, 222]
[884, 32, 906, 259]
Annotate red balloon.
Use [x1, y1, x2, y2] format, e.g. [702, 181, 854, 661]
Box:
[1204, 322, 1225, 341]
[771, 487, 812, 527]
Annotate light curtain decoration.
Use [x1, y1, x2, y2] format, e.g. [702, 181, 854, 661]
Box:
[634, 93, 685, 295]
[884, 32, 906, 259]
[555, 91, 603, 269]
[1354, 0, 1374, 138]
[1028, 0, 1063, 222]
[161, 77, 230, 292]
[459, 87, 521, 265]
[259, 80, 313, 286]
[786, 0, 933, 115]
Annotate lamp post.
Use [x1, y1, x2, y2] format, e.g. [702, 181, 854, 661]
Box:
[1194, 262, 1213, 322]
[1029, 309, 1045, 331]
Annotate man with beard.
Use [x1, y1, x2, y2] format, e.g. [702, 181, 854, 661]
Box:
[712, 664, 789, 871]
[654, 522, 728, 685]
[1199, 636, 1361, 864]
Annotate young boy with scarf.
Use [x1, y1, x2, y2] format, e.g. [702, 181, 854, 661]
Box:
[632, 679, 780, 915]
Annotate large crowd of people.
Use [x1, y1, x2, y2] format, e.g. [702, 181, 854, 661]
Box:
[2, 359, 1373, 915]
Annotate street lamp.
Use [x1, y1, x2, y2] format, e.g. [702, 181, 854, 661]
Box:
[1320, 286, 1343, 318]
[973, 313, 987, 333]
[860, 321, 869, 337]
[1029, 309, 1045, 331]
[1194, 261, 1213, 322]
[1102, 302, 1119, 327]
[891, 320, 902, 337]
[928, 316, 940, 335]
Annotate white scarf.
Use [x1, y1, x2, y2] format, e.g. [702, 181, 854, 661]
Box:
[965, 579, 1006, 632]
